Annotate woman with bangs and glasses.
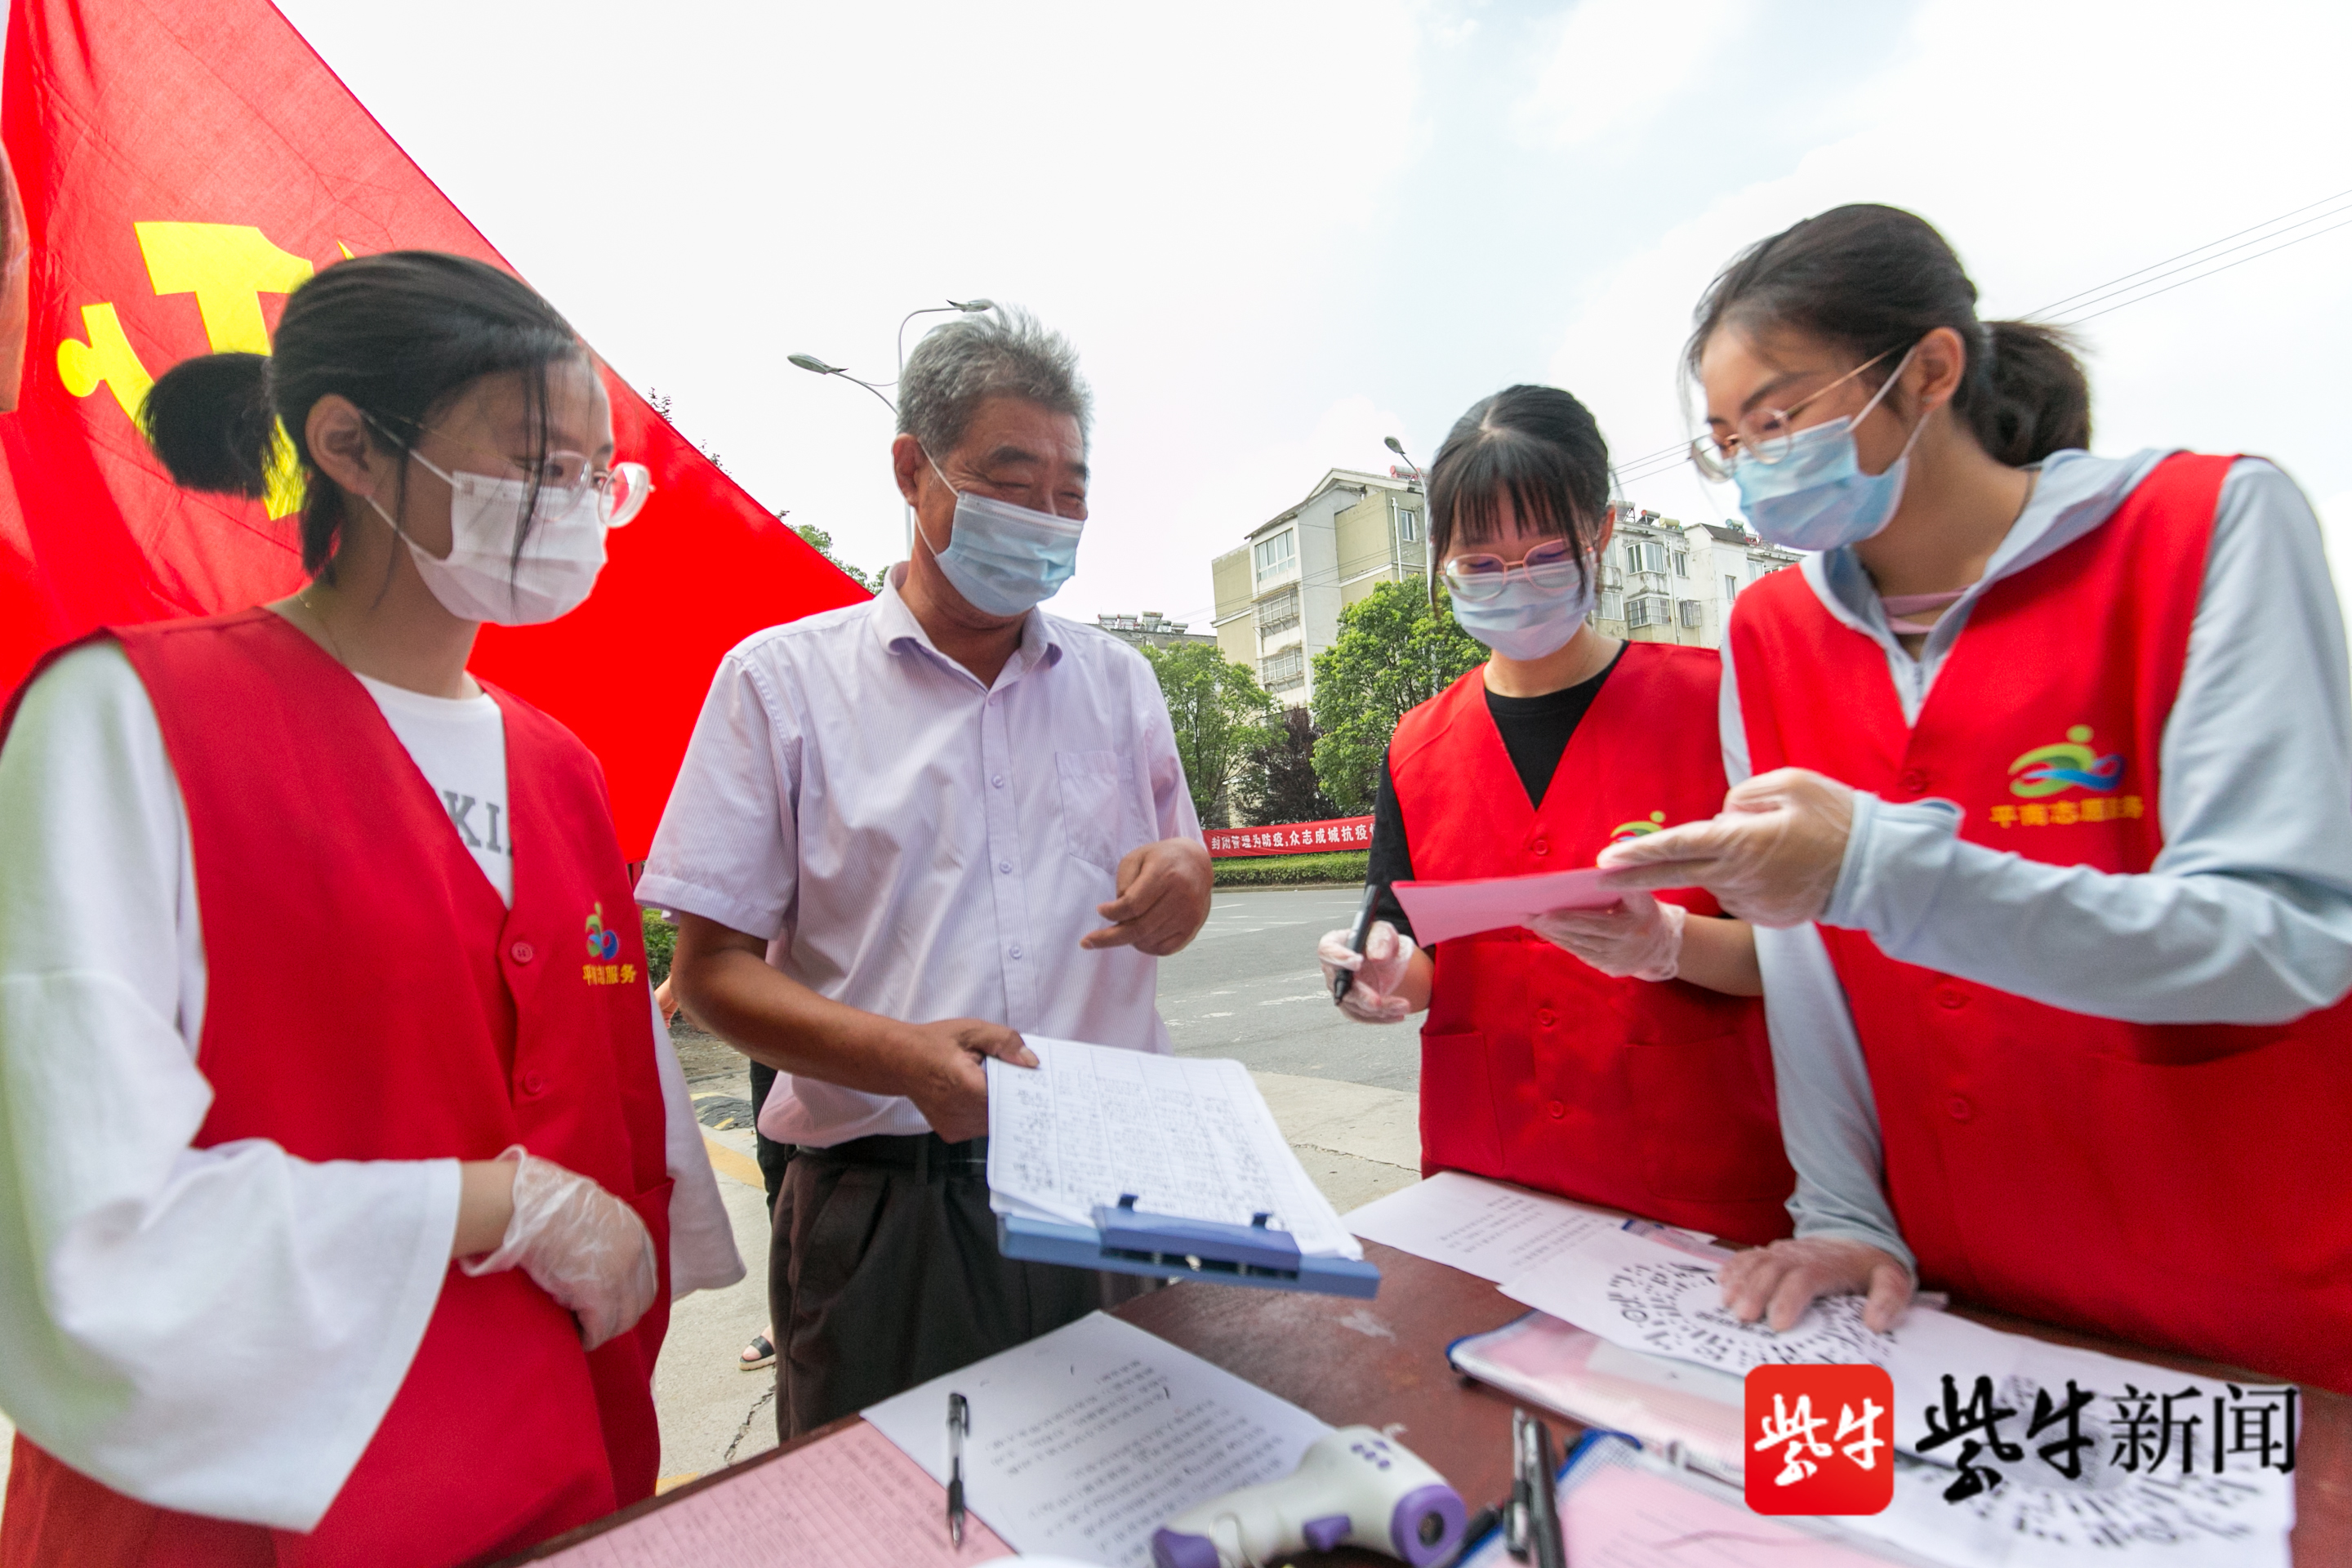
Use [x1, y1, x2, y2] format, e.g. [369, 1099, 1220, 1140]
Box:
[1597, 203, 2352, 1391]
[1316, 384, 1797, 1246]
[0, 252, 741, 1567]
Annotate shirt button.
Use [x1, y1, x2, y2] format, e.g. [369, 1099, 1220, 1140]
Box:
[521, 1069, 548, 1096]
[1009, 944, 1024, 960]
[999, 861, 1013, 874]
[1535, 1008, 1557, 1027]
[1531, 839, 1550, 858]
[509, 940, 535, 964]
[1947, 1095, 1974, 1122]
[1936, 985, 1968, 1010]
[991, 774, 1005, 788]
[1900, 768, 1929, 794]
[1546, 1100, 1566, 1120]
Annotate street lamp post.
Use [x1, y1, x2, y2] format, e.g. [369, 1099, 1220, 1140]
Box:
[791, 299, 996, 555]
[1383, 434, 1428, 596]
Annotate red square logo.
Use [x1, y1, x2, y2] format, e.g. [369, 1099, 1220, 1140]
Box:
[1744, 1365, 1895, 1515]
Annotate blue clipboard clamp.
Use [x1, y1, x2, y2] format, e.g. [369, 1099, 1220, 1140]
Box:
[997, 1193, 1383, 1298]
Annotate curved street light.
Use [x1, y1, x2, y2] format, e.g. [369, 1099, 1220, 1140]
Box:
[1383, 435, 1430, 595]
[791, 298, 997, 551]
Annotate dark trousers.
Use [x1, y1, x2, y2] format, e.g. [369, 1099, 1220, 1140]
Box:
[769, 1134, 1152, 1440]
[745, 1062, 791, 1218]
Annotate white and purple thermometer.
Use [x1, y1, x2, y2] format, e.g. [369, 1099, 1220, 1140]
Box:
[1150, 1426, 1466, 1568]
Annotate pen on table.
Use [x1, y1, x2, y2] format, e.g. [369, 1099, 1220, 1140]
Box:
[1526, 1414, 1566, 1568]
[1330, 881, 1383, 1006]
[1506, 1410, 1532, 1560]
[946, 1391, 969, 1548]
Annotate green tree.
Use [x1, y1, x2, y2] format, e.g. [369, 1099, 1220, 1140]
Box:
[1243, 706, 1334, 826]
[1309, 581, 1486, 813]
[792, 519, 884, 594]
[1140, 641, 1277, 828]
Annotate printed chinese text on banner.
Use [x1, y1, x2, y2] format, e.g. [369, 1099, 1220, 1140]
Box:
[1204, 815, 1374, 858]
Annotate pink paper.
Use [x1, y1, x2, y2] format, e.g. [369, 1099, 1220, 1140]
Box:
[1392, 866, 1619, 945]
[540, 1420, 1013, 1567]
[1562, 1463, 1894, 1566]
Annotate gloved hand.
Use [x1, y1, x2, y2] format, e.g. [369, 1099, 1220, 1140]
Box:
[1528, 893, 1687, 981]
[1596, 768, 1856, 929]
[1316, 920, 1418, 1024]
[461, 1147, 659, 1351]
[1719, 1235, 1915, 1333]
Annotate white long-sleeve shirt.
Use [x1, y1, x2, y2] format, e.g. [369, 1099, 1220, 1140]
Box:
[1722, 450, 2352, 1270]
[0, 641, 743, 1530]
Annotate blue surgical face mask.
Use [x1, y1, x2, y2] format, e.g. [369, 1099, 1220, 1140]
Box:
[920, 453, 1084, 617]
[1450, 558, 1597, 662]
[1731, 345, 1926, 552]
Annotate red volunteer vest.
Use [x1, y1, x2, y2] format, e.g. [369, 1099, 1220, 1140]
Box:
[0, 610, 675, 1567]
[1732, 452, 2352, 1391]
[1391, 641, 1793, 1244]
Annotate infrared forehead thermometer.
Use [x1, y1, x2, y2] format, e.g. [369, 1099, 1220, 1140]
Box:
[1151, 1426, 1467, 1568]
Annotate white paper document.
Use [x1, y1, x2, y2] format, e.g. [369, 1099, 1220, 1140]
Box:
[864, 1312, 1332, 1568]
[1499, 1226, 2294, 1566]
[1343, 1171, 1621, 1281]
[987, 1036, 1360, 1260]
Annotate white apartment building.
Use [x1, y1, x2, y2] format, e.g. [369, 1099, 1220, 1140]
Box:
[1209, 467, 1428, 706]
[1594, 508, 1801, 648]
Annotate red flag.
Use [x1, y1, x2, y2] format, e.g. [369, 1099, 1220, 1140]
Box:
[0, 0, 866, 856]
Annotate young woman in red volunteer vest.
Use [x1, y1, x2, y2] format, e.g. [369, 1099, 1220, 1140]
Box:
[1314, 385, 1796, 1245]
[0, 252, 742, 1566]
[1598, 204, 2352, 1390]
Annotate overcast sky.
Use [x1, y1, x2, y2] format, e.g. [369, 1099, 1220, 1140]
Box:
[276, 0, 2352, 634]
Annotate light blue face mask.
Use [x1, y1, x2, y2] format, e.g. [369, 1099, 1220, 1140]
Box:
[920, 454, 1084, 617]
[1449, 556, 1597, 662]
[1731, 345, 1925, 552]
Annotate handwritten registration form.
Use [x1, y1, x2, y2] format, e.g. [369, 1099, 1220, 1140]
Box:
[537, 1419, 1011, 1566]
[987, 1036, 1359, 1260]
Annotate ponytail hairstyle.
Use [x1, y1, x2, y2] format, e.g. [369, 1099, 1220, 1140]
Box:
[138, 251, 585, 578]
[1426, 384, 1612, 597]
[1686, 204, 2091, 466]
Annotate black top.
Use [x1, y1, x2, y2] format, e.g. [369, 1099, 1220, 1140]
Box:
[1365, 645, 1628, 938]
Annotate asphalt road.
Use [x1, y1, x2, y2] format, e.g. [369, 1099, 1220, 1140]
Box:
[1158, 884, 1422, 1094]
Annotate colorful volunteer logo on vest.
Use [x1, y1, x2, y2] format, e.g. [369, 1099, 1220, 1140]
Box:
[1992, 727, 2143, 830]
[1610, 811, 1668, 842]
[582, 902, 637, 987]
[2007, 726, 2125, 798]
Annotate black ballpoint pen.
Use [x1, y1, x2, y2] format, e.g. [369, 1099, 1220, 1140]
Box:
[1331, 882, 1383, 1005]
[947, 1392, 969, 1547]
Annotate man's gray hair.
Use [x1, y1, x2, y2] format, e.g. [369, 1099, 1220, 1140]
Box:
[898, 306, 1093, 458]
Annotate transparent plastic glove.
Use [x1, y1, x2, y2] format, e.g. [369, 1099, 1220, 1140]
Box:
[1596, 768, 1856, 928]
[461, 1147, 658, 1351]
[1316, 919, 1417, 1024]
[1719, 1235, 1915, 1334]
[1527, 893, 1687, 981]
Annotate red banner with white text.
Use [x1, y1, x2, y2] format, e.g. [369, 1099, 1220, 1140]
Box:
[1205, 816, 1373, 858]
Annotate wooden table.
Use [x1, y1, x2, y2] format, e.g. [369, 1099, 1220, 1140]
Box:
[510, 1241, 2350, 1564]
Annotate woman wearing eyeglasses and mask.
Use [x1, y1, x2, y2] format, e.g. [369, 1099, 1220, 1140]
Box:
[1316, 384, 1796, 1245]
[0, 252, 741, 1566]
[1599, 203, 2352, 1390]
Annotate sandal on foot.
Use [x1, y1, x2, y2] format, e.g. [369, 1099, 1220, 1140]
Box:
[738, 1333, 776, 1371]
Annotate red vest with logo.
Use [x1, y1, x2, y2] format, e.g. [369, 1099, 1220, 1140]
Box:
[0, 610, 675, 1567]
[1732, 452, 2352, 1391]
[1390, 641, 1793, 1244]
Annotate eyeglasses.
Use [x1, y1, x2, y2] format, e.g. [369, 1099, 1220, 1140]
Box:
[1442, 538, 1584, 601]
[523, 452, 654, 528]
[1688, 344, 1903, 482]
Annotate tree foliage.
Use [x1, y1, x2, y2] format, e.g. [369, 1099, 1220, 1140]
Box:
[1308, 581, 1486, 814]
[1244, 706, 1335, 825]
[793, 520, 884, 595]
[1140, 641, 1277, 828]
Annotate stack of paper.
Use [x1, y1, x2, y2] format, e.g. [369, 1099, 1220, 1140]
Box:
[986, 1037, 1360, 1260]
[1390, 866, 1619, 945]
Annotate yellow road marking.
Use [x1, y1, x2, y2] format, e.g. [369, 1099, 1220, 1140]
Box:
[702, 1134, 765, 1191]
[656, 1472, 700, 1494]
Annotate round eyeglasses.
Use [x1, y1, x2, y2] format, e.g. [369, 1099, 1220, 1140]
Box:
[1442, 539, 1584, 601]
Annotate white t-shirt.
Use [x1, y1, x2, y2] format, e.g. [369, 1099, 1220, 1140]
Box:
[0, 639, 742, 1530]
[354, 673, 513, 904]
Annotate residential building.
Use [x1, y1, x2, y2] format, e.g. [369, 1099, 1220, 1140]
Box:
[1092, 611, 1216, 651]
[1592, 507, 1800, 649]
[1209, 467, 1428, 706]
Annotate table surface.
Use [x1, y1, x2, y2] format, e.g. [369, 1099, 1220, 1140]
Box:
[510, 1240, 2349, 1565]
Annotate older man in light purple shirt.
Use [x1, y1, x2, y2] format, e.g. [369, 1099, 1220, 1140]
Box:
[642, 308, 1211, 1437]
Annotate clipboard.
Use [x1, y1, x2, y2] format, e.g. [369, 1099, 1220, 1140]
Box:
[996, 1194, 1383, 1298]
